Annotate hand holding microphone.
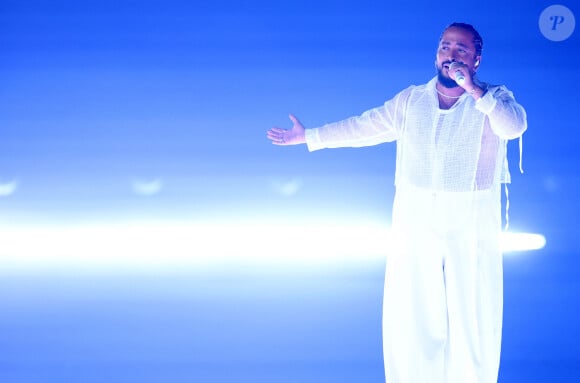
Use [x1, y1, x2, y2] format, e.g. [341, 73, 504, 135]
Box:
[449, 62, 466, 86]
[448, 61, 482, 98]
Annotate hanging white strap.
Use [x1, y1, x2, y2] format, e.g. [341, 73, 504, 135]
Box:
[504, 183, 510, 231]
[519, 135, 524, 174]
[505, 135, 524, 231]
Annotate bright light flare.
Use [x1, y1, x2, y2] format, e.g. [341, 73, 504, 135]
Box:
[131, 178, 163, 196]
[0, 221, 545, 272]
[499, 231, 546, 252]
[0, 180, 18, 196]
[0, 220, 388, 271]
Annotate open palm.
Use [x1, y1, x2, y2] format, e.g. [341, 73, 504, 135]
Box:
[267, 114, 306, 145]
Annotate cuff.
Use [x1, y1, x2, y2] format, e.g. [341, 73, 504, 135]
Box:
[475, 89, 497, 114]
[305, 128, 324, 152]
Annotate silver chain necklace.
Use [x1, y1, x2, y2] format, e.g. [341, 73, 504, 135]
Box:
[436, 88, 462, 99]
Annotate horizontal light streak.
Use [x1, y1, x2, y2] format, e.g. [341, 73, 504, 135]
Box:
[499, 232, 546, 252]
[0, 221, 545, 271]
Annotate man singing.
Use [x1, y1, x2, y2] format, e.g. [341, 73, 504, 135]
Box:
[267, 22, 527, 383]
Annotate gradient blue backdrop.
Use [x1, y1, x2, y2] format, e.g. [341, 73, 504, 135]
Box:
[1, 0, 578, 382]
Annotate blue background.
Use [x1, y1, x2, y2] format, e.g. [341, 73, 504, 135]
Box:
[0, 0, 579, 382]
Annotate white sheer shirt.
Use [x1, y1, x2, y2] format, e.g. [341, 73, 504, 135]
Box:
[305, 77, 527, 192]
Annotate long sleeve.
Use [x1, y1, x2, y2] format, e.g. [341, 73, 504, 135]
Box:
[305, 87, 413, 151]
[475, 85, 527, 140]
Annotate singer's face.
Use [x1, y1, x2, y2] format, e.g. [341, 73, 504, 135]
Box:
[436, 27, 480, 81]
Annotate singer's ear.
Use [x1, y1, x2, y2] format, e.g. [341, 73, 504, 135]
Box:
[474, 57, 481, 67]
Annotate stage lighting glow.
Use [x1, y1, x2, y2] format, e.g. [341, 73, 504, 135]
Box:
[0, 180, 18, 196]
[0, 220, 387, 271]
[131, 178, 164, 196]
[499, 231, 546, 252]
[0, 221, 545, 271]
[270, 178, 303, 197]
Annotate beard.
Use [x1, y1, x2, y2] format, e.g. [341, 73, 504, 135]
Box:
[437, 68, 460, 89]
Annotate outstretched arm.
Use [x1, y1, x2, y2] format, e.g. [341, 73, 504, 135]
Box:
[267, 114, 306, 146]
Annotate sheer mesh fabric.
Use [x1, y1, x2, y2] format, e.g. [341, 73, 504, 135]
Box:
[305, 77, 526, 194]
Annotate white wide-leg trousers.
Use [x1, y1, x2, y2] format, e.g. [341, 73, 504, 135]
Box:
[383, 186, 503, 383]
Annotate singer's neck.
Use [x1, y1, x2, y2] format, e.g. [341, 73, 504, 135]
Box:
[436, 82, 464, 109]
[436, 81, 465, 98]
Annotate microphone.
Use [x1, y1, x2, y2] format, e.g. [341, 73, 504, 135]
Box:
[454, 70, 465, 86]
[449, 62, 465, 85]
